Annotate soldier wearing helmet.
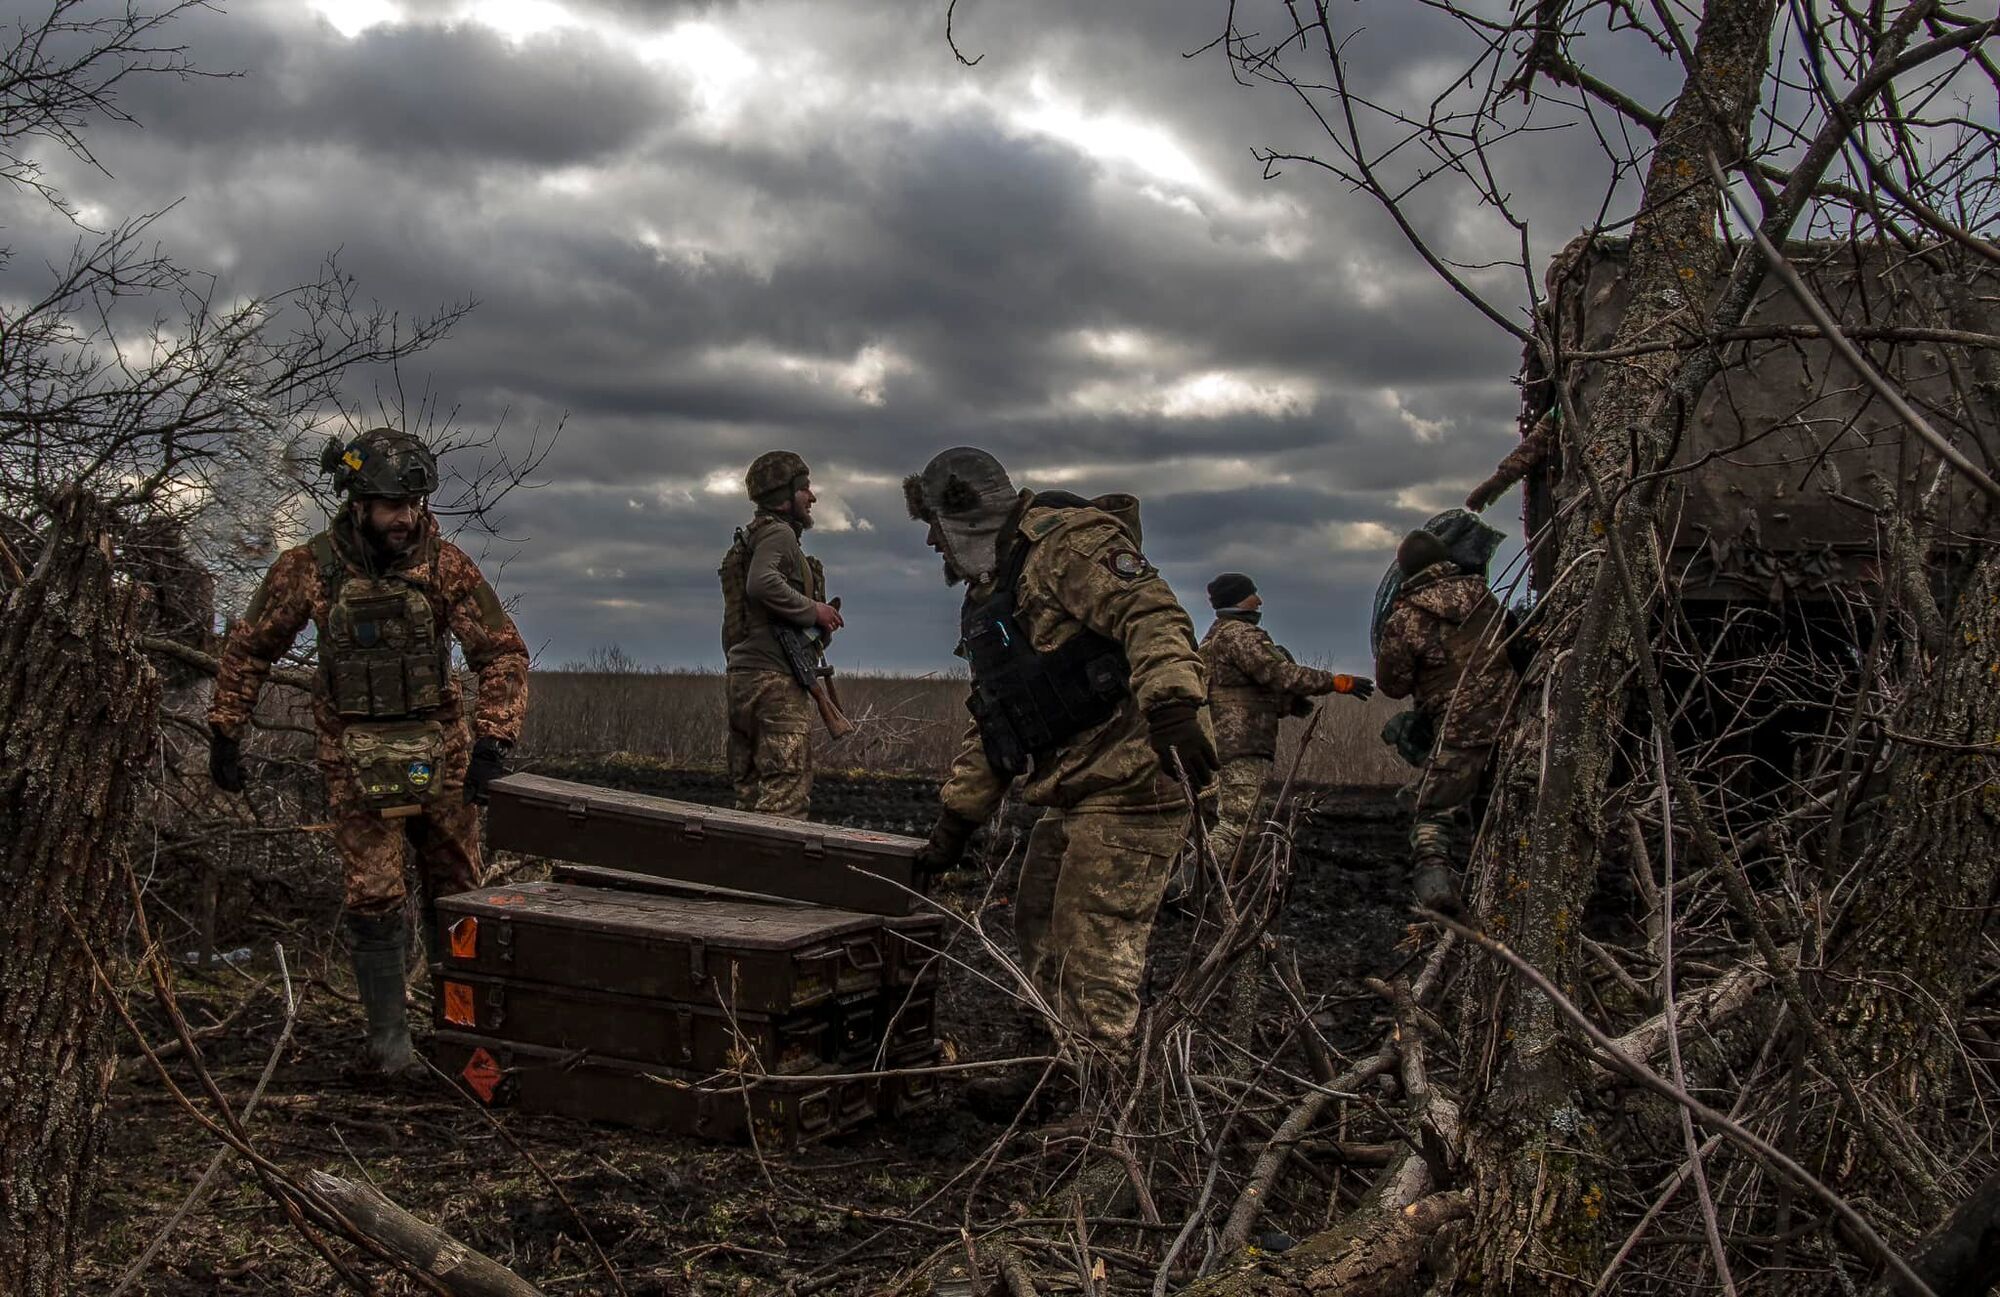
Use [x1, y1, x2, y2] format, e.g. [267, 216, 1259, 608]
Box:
[906, 446, 1214, 1097]
[207, 427, 530, 1078]
[719, 450, 843, 819]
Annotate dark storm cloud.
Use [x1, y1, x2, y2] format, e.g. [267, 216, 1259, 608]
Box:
[5, 0, 1629, 670]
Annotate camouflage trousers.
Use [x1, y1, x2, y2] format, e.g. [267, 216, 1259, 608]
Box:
[321, 720, 482, 917]
[1404, 741, 1492, 866]
[726, 669, 814, 820]
[1207, 756, 1272, 866]
[1014, 804, 1190, 1046]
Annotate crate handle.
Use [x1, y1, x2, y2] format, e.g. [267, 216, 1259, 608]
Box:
[798, 1090, 833, 1133]
[843, 938, 885, 972]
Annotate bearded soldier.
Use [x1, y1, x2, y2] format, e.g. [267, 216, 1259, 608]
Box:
[208, 428, 529, 1076]
[906, 447, 1216, 1071]
[721, 450, 843, 819]
[1199, 572, 1373, 867]
[1374, 530, 1519, 915]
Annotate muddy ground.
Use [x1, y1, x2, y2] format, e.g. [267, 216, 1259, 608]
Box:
[78, 758, 1409, 1295]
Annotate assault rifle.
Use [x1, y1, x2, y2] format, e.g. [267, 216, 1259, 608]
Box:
[774, 605, 855, 740]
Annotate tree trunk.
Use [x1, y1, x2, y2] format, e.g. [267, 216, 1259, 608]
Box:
[0, 495, 160, 1295]
[1824, 551, 2000, 1171]
[1456, 0, 1781, 1288]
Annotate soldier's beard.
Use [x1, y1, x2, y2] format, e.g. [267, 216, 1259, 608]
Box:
[358, 513, 416, 558]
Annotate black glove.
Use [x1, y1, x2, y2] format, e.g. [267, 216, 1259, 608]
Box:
[465, 737, 510, 805]
[1287, 695, 1316, 719]
[1333, 673, 1376, 701]
[1147, 701, 1218, 791]
[209, 728, 246, 793]
[916, 809, 978, 876]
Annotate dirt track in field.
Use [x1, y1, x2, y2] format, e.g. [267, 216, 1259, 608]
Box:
[79, 761, 1409, 1295]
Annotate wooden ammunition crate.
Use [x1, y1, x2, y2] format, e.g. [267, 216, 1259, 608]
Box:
[434, 1032, 877, 1146]
[487, 773, 924, 915]
[435, 881, 888, 1016]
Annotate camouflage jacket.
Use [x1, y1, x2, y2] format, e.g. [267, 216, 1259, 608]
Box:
[1374, 561, 1516, 749]
[726, 511, 825, 678]
[941, 499, 1211, 818]
[1200, 614, 1341, 762]
[210, 511, 530, 747]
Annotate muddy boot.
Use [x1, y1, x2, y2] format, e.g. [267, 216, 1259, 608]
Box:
[344, 909, 418, 1080]
[1411, 857, 1464, 919]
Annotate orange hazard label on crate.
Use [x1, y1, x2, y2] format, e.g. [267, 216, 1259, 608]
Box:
[442, 981, 476, 1027]
[485, 893, 526, 907]
[447, 916, 479, 959]
[461, 1048, 504, 1103]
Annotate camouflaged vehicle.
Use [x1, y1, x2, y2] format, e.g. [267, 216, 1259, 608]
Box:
[1521, 238, 1997, 603]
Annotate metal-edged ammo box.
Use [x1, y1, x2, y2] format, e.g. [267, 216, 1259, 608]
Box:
[433, 1031, 877, 1146]
[435, 881, 889, 1014]
[486, 773, 924, 915]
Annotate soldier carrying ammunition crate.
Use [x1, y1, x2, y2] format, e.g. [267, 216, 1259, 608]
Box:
[720, 450, 845, 820]
[905, 447, 1216, 1094]
[207, 427, 530, 1078]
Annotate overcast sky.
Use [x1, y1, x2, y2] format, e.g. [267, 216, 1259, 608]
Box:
[7, 0, 1650, 672]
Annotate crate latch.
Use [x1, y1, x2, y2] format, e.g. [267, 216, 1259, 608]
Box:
[688, 937, 708, 985]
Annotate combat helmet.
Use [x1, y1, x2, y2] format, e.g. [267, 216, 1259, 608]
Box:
[746, 451, 811, 509]
[320, 427, 439, 500]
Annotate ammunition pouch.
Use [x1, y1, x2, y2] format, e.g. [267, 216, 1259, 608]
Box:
[314, 534, 447, 719]
[960, 530, 1131, 780]
[340, 720, 447, 816]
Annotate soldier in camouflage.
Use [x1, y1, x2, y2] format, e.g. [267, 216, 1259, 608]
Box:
[721, 451, 843, 820]
[1199, 572, 1373, 869]
[208, 428, 530, 1076]
[907, 447, 1216, 1077]
[1374, 530, 1519, 915]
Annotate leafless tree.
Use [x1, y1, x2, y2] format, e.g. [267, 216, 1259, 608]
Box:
[0, 4, 550, 1288]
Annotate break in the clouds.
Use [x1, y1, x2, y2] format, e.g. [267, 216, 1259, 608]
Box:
[6, 0, 1632, 670]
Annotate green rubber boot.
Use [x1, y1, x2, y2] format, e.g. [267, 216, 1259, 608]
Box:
[345, 909, 416, 1077]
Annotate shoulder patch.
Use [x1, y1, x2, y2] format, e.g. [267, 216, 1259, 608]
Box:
[1104, 548, 1153, 580]
[470, 579, 510, 632]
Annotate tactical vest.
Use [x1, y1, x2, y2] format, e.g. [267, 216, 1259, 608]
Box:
[311, 532, 449, 719]
[959, 512, 1131, 780]
[719, 514, 825, 656]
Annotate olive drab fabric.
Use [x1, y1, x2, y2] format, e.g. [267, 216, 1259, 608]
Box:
[930, 483, 1209, 1048]
[210, 508, 529, 912]
[1374, 561, 1515, 751]
[721, 512, 825, 677]
[321, 427, 441, 500]
[726, 670, 815, 819]
[1375, 559, 1519, 868]
[722, 504, 826, 818]
[1199, 614, 1346, 763]
[1013, 804, 1190, 1046]
[311, 532, 449, 719]
[745, 449, 810, 507]
[938, 494, 1211, 821]
[1207, 755, 1273, 867]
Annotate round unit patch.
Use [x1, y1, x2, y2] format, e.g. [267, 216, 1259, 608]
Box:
[1107, 549, 1150, 579]
[407, 761, 435, 789]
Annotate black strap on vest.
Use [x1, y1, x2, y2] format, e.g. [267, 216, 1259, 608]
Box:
[959, 509, 1131, 779]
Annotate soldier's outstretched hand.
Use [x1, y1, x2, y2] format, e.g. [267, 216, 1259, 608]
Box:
[1334, 674, 1376, 701]
[208, 728, 246, 793]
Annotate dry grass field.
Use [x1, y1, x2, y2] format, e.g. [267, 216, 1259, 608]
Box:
[518, 668, 1410, 785]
